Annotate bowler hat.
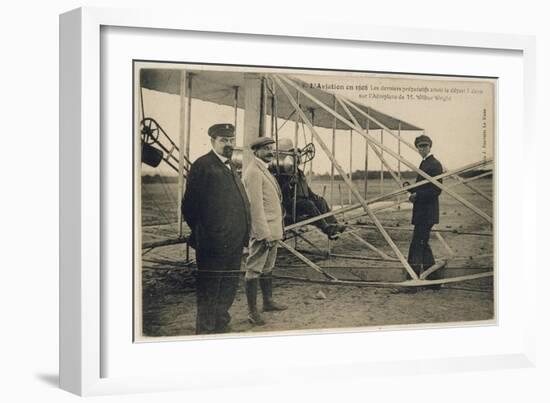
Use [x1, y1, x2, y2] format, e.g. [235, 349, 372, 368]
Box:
[277, 138, 294, 152]
[250, 137, 275, 150]
[414, 134, 432, 147]
[208, 123, 235, 138]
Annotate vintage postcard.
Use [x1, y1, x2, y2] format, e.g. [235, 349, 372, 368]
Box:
[134, 61, 494, 340]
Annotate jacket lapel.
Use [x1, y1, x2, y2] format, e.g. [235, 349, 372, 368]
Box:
[209, 150, 250, 224]
[416, 155, 434, 181]
[208, 150, 235, 179]
[256, 159, 282, 201]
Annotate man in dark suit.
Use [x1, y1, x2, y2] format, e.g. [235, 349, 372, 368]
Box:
[275, 147, 345, 239]
[181, 123, 251, 334]
[407, 134, 443, 281]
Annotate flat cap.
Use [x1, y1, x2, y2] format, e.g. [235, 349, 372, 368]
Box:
[414, 134, 432, 147]
[208, 123, 235, 138]
[250, 137, 275, 150]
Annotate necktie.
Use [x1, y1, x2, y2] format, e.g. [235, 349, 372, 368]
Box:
[224, 159, 233, 172]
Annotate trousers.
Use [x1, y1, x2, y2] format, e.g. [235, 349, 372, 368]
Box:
[195, 253, 242, 334]
[244, 237, 278, 280]
[407, 223, 436, 278]
[287, 194, 337, 229]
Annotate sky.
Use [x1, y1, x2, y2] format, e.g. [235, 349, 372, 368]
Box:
[138, 66, 495, 177]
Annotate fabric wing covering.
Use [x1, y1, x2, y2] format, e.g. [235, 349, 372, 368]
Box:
[140, 68, 423, 132]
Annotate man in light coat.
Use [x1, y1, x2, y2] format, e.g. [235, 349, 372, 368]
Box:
[242, 137, 288, 325]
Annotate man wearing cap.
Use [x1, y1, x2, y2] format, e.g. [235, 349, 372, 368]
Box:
[407, 134, 443, 283]
[242, 137, 287, 325]
[181, 123, 251, 334]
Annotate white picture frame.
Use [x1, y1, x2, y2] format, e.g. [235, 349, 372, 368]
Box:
[60, 7, 537, 396]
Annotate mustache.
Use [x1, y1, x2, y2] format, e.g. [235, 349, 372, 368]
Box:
[222, 146, 234, 157]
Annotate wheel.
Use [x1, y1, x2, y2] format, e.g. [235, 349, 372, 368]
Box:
[301, 142, 315, 164]
[140, 117, 161, 145]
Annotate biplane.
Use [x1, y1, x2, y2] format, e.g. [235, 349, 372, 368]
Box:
[138, 66, 494, 289]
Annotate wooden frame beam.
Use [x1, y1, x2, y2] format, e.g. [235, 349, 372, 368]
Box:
[277, 240, 337, 280]
[335, 95, 493, 224]
[435, 232, 455, 257]
[336, 97, 402, 187]
[273, 271, 493, 288]
[273, 74, 419, 280]
[277, 75, 492, 224]
[345, 99, 493, 203]
[420, 260, 448, 280]
[177, 70, 188, 237]
[283, 158, 491, 232]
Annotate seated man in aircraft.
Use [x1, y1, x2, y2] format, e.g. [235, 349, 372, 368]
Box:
[274, 139, 345, 240]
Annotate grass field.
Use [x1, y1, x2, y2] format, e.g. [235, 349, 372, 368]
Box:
[141, 176, 490, 226]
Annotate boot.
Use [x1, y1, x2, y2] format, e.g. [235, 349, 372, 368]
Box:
[334, 223, 346, 233]
[245, 278, 265, 325]
[322, 224, 340, 240]
[260, 274, 288, 312]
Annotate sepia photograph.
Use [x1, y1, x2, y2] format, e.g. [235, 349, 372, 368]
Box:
[134, 61, 495, 340]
